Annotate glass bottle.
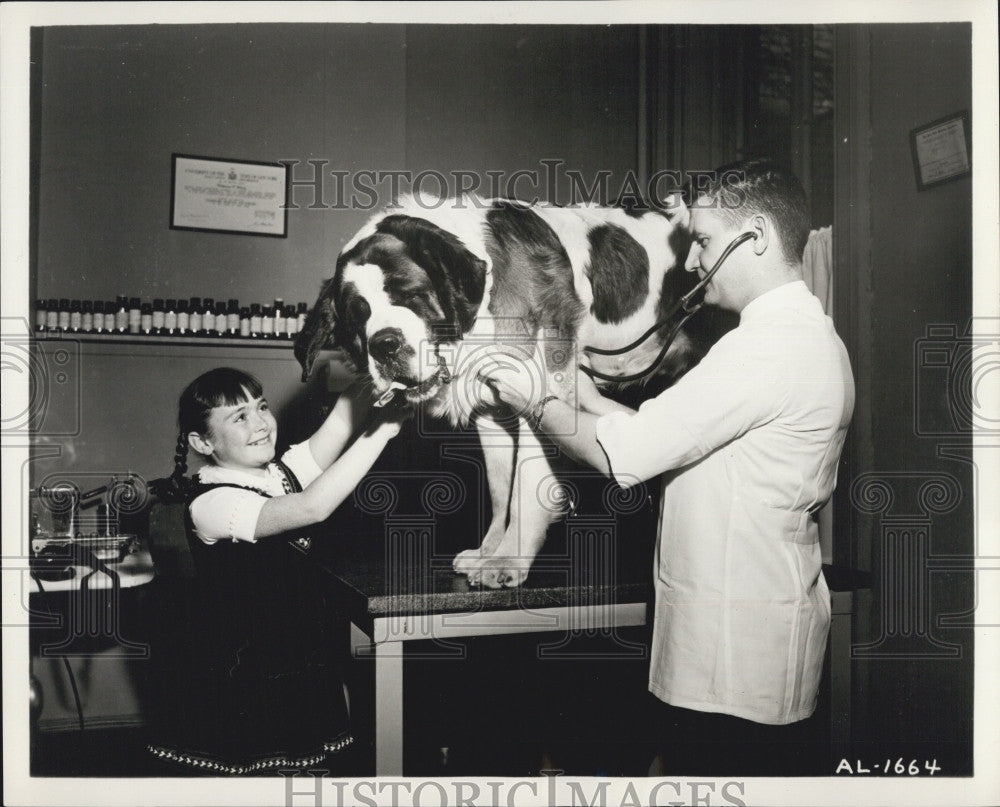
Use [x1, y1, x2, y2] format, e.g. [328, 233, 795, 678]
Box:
[226, 299, 240, 335]
[273, 304, 287, 339]
[164, 299, 177, 334]
[152, 299, 165, 334]
[93, 301, 105, 333]
[239, 307, 251, 338]
[140, 302, 153, 334]
[188, 297, 203, 334]
[213, 301, 227, 337]
[297, 302, 308, 333]
[200, 298, 214, 336]
[176, 299, 189, 334]
[249, 303, 262, 337]
[284, 306, 298, 339]
[57, 299, 71, 332]
[35, 300, 47, 332]
[81, 300, 94, 333]
[128, 297, 142, 334]
[261, 305, 275, 339]
[46, 298, 59, 332]
[69, 300, 82, 332]
[114, 296, 129, 333]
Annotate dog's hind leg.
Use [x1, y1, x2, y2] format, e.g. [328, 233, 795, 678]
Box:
[466, 419, 559, 589]
[452, 413, 516, 574]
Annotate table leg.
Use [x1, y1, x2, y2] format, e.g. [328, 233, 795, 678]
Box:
[374, 637, 404, 775]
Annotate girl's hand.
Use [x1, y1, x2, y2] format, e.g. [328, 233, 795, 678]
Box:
[372, 399, 413, 439]
[331, 378, 375, 431]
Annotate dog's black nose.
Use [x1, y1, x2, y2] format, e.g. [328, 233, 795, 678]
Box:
[369, 328, 403, 363]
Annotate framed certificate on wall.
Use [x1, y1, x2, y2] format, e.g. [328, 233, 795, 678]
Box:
[170, 154, 289, 237]
[909, 111, 972, 191]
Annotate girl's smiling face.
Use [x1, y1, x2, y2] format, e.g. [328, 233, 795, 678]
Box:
[194, 390, 278, 473]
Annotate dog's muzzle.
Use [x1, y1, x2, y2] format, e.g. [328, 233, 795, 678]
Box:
[373, 354, 452, 407]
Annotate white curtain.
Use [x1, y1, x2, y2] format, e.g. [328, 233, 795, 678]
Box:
[802, 225, 834, 317]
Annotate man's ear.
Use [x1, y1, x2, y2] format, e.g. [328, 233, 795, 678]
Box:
[188, 431, 213, 457]
[662, 192, 690, 229]
[749, 213, 769, 255]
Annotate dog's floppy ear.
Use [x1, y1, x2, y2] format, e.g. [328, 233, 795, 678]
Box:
[375, 214, 486, 334]
[294, 276, 338, 382]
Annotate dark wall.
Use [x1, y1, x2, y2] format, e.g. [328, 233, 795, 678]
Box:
[861, 22, 974, 769]
[35, 24, 639, 306]
[32, 21, 641, 491]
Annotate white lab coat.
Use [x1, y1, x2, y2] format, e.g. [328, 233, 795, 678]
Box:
[596, 281, 854, 724]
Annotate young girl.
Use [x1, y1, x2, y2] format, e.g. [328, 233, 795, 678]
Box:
[147, 367, 406, 775]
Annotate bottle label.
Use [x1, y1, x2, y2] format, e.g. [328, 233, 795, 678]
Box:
[152, 311, 165, 329]
[227, 313, 240, 331]
[240, 319, 251, 337]
[215, 314, 227, 332]
[128, 310, 141, 333]
[250, 315, 262, 333]
[189, 312, 202, 332]
[104, 313, 117, 332]
[286, 318, 298, 337]
[177, 312, 190, 332]
[59, 311, 71, 330]
[35, 309, 47, 329]
[165, 311, 177, 331]
[141, 313, 152, 332]
[47, 311, 59, 329]
[116, 310, 129, 331]
[262, 318, 274, 335]
[82, 313, 94, 332]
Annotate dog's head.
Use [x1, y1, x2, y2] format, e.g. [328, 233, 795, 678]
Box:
[295, 213, 488, 403]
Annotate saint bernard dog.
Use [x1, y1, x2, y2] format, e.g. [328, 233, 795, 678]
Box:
[296, 194, 713, 588]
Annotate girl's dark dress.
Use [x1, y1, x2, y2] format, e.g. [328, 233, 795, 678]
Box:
[147, 462, 352, 774]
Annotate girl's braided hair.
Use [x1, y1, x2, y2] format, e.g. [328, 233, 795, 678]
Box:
[152, 367, 264, 503]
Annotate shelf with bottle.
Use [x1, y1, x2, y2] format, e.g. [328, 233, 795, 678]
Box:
[33, 296, 312, 347]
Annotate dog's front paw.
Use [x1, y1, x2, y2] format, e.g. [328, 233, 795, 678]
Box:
[452, 548, 483, 574]
[466, 556, 531, 589]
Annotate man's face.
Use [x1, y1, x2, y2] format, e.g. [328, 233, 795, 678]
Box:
[684, 205, 748, 310]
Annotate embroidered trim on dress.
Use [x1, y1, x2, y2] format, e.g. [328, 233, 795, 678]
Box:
[148, 733, 354, 775]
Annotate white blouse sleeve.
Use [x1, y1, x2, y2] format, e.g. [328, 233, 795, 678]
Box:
[280, 441, 324, 489]
[595, 326, 784, 488]
[189, 487, 268, 544]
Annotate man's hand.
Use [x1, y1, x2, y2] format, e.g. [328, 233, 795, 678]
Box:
[477, 348, 546, 414]
[574, 369, 607, 413]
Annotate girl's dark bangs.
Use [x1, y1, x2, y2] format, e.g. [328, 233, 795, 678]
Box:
[201, 369, 264, 409]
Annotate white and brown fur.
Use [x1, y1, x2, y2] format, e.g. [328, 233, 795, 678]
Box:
[296, 195, 711, 588]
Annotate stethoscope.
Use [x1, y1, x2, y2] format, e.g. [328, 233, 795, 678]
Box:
[580, 230, 758, 383]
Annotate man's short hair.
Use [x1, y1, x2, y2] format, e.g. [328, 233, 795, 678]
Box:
[692, 158, 811, 266]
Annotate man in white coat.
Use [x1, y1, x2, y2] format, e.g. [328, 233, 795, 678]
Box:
[481, 159, 855, 774]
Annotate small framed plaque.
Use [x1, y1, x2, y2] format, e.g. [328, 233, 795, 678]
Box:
[170, 154, 289, 237]
[909, 111, 971, 191]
